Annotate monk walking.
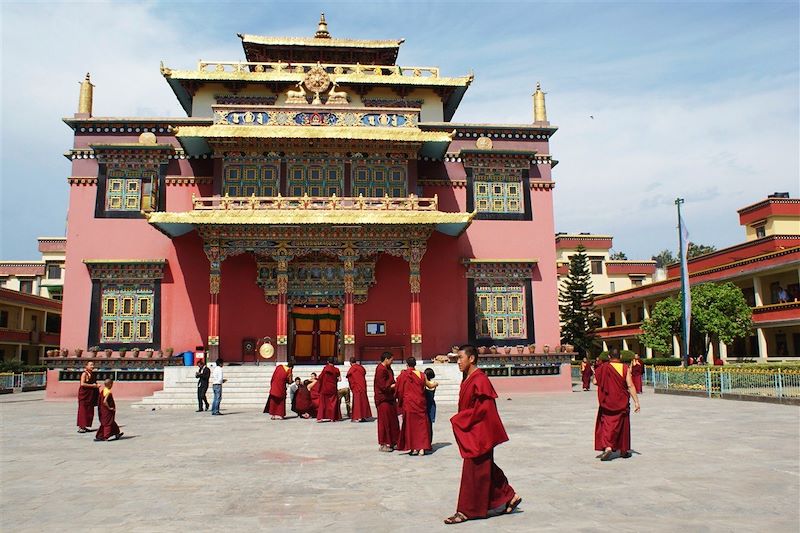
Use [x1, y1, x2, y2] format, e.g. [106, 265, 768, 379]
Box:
[445, 345, 521, 524]
[396, 357, 438, 455]
[593, 349, 641, 461]
[580, 357, 593, 391]
[374, 351, 400, 452]
[346, 356, 372, 422]
[94, 379, 123, 441]
[77, 361, 100, 433]
[317, 358, 342, 422]
[630, 353, 644, 394]
[264, 362, 294, 419]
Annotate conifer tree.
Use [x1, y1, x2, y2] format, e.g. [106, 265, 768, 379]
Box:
[559, 245, 598, 356]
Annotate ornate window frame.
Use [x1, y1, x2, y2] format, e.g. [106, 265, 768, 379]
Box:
[464, 259, 536, 347]
[462, 149, 534, 221]
[85, 260, 166, 350]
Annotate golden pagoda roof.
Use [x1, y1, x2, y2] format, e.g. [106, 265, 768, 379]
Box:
[147, 209, 474, 237]
[239, 34, 404, 49]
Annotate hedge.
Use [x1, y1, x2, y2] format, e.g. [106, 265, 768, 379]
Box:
[0, 362, 48, 373]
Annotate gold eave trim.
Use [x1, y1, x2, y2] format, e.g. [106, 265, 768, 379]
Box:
[163, 69, 472, 87]
[174, 125, 453, 143]
[239, 34, 404, 48]
[147, 210, 474, 226]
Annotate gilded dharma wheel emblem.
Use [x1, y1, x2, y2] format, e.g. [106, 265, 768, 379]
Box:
[476, 136, 493, 150]
[304, 65, 331, 94]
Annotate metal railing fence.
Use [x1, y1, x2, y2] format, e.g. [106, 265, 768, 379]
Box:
[653, 366, 800, 399]
[0, 372, 47, 390]
[570, 365, 657, 386]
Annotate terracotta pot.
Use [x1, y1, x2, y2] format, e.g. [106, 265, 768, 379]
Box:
[73, 349, 84, 358]
[144, 350, 154, 359]
[489, 346, 498, 354]
[564, 344, 574, 353]
[478, 346, 488, 355]
[104, 349, 113, 358]
[516, 345, 525, 354]
[528, 344, 536, 354]
[503, 346, 512, 355]
[543, 344, 550, 354]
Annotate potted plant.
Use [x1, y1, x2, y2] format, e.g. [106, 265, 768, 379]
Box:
[542, 344, 550, 354]
[503, 346, 512, 355]
[555, 345, 563, 353]
[118, 347, 128, 358]
[60, 348, 69, 358]
[527, 343, 536, 354]
[144, 348, 154, 358]
[165, 347, 174, 357]
[564, 344, 574, 353]
[73, 348, 83, 358]
[104, 348, 113, 359]
[451, 345, 459, 354]
[478, 346, 488, 355]
[88, 346, 100, 357]
[489, 345, 498, 354]
[131, 347, 140, 358]
[45, 349, 54, 357]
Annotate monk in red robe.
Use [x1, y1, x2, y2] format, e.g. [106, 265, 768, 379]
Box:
[77, 361, 100, 433]
[346, 356, 372, 422]
[593, 349, 640, 461]
[264, 362, 294, 419]
[445, 345, 521, 524]
[374, 351, 400, 452]
[94, 379, 123, 441]
[317, 358, 342, 422]
[396, 356, 438, 455]
[630, 354, 644, 394]
[293, 379, 315, 418]
[580, 357, 593, 391]
[308, 372, 320, 414]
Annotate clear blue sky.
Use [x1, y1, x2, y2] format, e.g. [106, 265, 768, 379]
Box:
[1, 0, 798, 260]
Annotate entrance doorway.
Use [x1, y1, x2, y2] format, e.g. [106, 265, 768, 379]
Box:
[290, 306, 341, 363]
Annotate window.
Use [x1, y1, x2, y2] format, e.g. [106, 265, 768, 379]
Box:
[365, 321, 386, 335]
[30, 315, 38, 332]
[475, 284, 527, 340]
[100, 282, 155, 344]
[105, 167, 158, 212]
[0, 310, 8, 328]
[223, 159, 280, 197]
[632, 278, 644, 287]
[608, 312, 616, 326]
[755, 225, 766, 238]
[19, 279, 33, 294]
[287, 160, 344, 197]
[609, 281, 616, 293]
[473, 170, 524, 214]
[352, 163, 407, 197]
[47, 264, 62, 280]
[590, 258, 603, 275]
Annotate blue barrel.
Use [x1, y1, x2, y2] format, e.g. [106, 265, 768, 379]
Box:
[182, 351, 194, 366]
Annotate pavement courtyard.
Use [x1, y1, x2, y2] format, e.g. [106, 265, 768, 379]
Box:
[1, 386, 798, 533]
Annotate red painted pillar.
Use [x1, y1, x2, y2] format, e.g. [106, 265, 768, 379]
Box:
[276, 258, 289, 362]
[410, 259, 422, 359]
[206, 243, 223, 360]
[343, 258, 356, 362]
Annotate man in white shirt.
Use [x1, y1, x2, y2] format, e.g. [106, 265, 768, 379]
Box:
[210, 359, 225, 415]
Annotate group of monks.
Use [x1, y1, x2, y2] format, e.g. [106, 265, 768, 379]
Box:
[580, 353, 645, 394]
[75, 361, 123, 441]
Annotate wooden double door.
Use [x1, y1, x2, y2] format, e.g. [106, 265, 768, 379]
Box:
[291, 306, 340, 363]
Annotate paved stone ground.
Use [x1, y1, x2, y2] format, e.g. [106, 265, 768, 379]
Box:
[1, 386, 798, 533]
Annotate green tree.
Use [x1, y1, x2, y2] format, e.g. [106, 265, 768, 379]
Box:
[651, 249, 676, 268]
[559, 245, 598, 356]
[687, 242, 717, 258]
[609, 251, 628, 260]
[638, 282, 752, 356]
[639, 296, 681, 354]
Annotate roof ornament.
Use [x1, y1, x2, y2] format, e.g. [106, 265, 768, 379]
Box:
[315, 12, 331, 39]
[77, 73, 94, 118]
[533, 82, 548, 125]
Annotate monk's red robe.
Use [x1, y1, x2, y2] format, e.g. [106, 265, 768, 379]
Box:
[293, 384, 315, 417]
[395, 368, 409, 413]
[397, 370, 431, 451]
[95, 388, 121, 440]
[580, 362, 593, 390]
[450, 369, 514, 519]
[264, 364, 291, 416]
[346, 363, 372, 421]
[76, 370, 98, 428]
[594, 361, 632, 452]
[374, 363, 400, 446]
[630, 359, 644, 393]
[316, 364, 342, 421]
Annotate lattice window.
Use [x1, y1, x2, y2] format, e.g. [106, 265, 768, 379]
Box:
[352, 163, 407, 197]
[473, 170, 523, 214]
[100, 282, 155, 344]
[474, 284, 526, 340]
[223, 159, 279, 197]
[106, 167, 157, 211]
[287, 160, 344, 196]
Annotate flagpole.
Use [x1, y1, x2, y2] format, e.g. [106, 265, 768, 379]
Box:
[675, 198, 689, 366]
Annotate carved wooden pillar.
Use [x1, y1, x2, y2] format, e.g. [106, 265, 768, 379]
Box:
[407, 243, 426, 359]
[342, 256, 356, 361]
[205, 242, 224, 360]
[275, 257, 289, 363]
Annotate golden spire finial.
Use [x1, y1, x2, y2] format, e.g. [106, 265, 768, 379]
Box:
[315, 13, 331, 39]
[533, 81, 548, 125]
[77, 72, 94, 117]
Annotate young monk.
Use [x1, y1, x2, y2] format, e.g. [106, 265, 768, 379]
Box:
[397, 357, 438, 456]
[308, 372, 320, 415]
[94, 379, 123, 441]
[630, 353, 644, 394]
[77, 361, 100, 433]
[264, 362, 294, 420]
[374, 351, 400, 452]
[346, 356, 372, 422]
[580, 357, 593, 391]
[424, 367, 438, 442]
[316, 358, 342, 422]
[293, 379, 315, 419]
[445, 345, 521, 525]
[593, 349, 641, 461]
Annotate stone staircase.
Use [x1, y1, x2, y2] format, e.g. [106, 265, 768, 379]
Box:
[133, 363, 463, 410]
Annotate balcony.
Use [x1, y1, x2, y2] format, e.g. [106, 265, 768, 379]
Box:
[752, 301, 800, 325]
